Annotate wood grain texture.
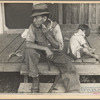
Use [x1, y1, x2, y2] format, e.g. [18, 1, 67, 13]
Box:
[87, 33, 100, 57]
[91, 4, 96, 24]
[71, 4, 80, 24]
[20, 63, 100, 75]
[63, 4, 72, 24]
[58, 4, 63, 24]
[96, 4, 100, 24]
[0, 35, 24, 62]
[8, 40, 25, 63]
[18, 83, 100, 93]
[84, 4, 89, 24]
[0, 34, 19, 54]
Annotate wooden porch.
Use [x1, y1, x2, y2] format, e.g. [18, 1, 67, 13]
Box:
[0, 26, 100, 93]
[0, 32, 100, 72]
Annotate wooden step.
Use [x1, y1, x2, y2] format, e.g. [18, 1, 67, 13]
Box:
[18, 82, 100, 93]
[20, 63, 60, 75]
[20, 63, 100, 75]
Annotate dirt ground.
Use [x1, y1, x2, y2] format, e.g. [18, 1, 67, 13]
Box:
[0, 72, 100, 93]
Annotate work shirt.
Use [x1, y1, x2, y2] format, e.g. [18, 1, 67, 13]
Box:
[67, 32, 86, 58]
[21, 19, 64, 51]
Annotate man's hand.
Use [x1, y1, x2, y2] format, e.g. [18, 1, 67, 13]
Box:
[45, 47, 53, 59]
[42, 27, 49, 33]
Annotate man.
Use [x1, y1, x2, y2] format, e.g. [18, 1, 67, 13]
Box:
[21, 3, 80, 93]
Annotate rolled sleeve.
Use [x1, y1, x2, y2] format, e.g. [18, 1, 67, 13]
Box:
[53, 24, 64, 51]
[21, 29, 29, 39]
[79, 36, 86, 46]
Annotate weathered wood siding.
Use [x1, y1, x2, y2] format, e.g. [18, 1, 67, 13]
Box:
[63, 3, 100, 25]
[2, 3, 100, 33]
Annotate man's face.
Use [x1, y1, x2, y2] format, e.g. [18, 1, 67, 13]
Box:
[33, 15, 45, 27]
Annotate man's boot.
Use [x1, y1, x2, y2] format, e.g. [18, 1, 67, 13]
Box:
[31, 76, 39, 93]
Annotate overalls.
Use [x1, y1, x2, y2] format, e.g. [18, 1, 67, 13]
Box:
[25, 23, 80, 92]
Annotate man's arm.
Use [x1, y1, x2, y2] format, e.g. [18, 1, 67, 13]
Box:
[26, 41, 53, 58]
[42, 24, 64, 51]
[43, 31, 59, 49]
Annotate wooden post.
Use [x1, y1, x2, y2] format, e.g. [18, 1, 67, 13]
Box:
[24, 75, 28, 83]
[96, 4, 100, 24]
[89, 4, 92, 28]
[58, 4, 63, 24]
[0, 3, 3, 34]
[79, 4, 84, 24]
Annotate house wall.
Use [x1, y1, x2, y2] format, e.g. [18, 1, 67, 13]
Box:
[1, 3, 100, 34]
[4, 3, 58, 29]
[63, 4, 100, 25]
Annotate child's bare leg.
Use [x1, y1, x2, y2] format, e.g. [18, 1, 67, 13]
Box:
[81, 48, 98, 60]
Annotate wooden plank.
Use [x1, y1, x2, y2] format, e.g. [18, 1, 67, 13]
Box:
[18, 83, 33, 93]
[91, 4, 96, 24]
[0, 4, 3, 34]
[82, 58, 97, 63]
[0, 62, 99, 74]
[8, 40, 25, 63]
[71, 4, 79, 24]
[47, 4, 58, 23]
[89, 4, 91, 25]
[58, 4, 63, 24]
[0, 63, 21, 72]
[20, 63, 60, 75]
[74, 59, 83, 63]
[18, 83, 100, 93]
[96, 4, 100, 24]
[20, 63, 100, 75]
[0, 34, 9, 42]
[0, 35, 25, 62]
[76, 64, 100, 75]
[60, 24, 99, 33]
[0, 34, 19, 54]
[60, 24, 78, 32]
[87, 34, 100, 57]
[63, 4, 72, 24]
[79, 4, 84, 24]
[84, 4, 89, 24]
[89, 4, 96, 24]
[18, 83, 53, 93]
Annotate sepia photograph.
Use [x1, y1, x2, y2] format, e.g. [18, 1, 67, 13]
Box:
[0, 1, 100, 99]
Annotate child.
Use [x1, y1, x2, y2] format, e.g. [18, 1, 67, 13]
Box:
[67, 24, 98, 60]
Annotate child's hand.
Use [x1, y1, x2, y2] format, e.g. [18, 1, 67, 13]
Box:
[42, 27, 49, 33]
[90, 48, 95, 53]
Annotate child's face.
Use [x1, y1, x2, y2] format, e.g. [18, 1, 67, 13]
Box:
[85, 28, 90, 37]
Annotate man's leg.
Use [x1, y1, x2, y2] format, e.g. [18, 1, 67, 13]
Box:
[25, 48, 40, 77]
[25, 48, 40, 92]
[52, 52, 80, 93]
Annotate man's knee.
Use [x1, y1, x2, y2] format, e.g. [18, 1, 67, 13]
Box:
[25, 48, 40, 58]
[25, 48, 36, 55]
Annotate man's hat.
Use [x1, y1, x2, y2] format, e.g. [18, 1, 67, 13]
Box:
[31, 3, 50, 17]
